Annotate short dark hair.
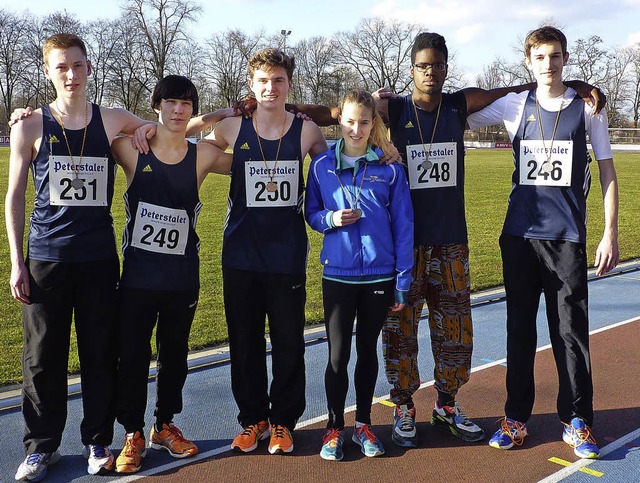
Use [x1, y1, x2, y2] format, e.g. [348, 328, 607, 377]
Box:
[411, 32, 448, 64]
[151, 75, 199, 115]
[248, 48, 295, 81]
[524, 26, 568, 58]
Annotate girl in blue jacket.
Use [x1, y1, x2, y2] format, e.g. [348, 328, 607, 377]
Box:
[305, 89, 414, 460]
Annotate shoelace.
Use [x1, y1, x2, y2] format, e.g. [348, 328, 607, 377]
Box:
[241, 423, 262, 437]
[397, 407, 415, 430]
[323, 428, 342, 445]
[26, 453, 47, 465]
[90, 445, 109, 458]
[357, 425, 378, 443]
[452, 402, 472, 424]
[499, 418, 527, 446]
[165, 425, 188, 443]
[123, 436, 143, 456]
[566, 423, 596, 444]
[272, 425, 288, 440]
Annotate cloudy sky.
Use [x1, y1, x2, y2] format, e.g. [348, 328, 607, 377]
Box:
[4, 0, 640, 82]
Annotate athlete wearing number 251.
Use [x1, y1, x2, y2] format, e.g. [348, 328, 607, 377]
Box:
[6, 33, 155, 481]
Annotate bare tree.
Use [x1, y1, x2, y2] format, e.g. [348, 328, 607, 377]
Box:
[599, 45, 635, 127]
[124, 0, 202, 82]
[334, 18, 422, 94]
[106, 16, 153, 116]
[42, 10, 84, 36]
[85, 19, 124, 105]
[630, 44, 640, 128]
[18, 14, 56, 108]
[567, 35, 610, 85]
[203, 29, 263, 107]
[0, 11, 30, 125]
[291, 36, 339, 105]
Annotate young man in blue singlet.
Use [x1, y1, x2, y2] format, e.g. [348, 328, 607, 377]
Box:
[5, 33, 155, 481]
[203, 48, 327, 455]
[467, 25, 618, 460]
[110, 75, 238, 473]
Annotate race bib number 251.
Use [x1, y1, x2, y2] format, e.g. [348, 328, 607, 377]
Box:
[49, 155, 109, 206]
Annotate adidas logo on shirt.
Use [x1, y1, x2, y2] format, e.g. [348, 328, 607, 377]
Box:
[49, 135, 60, 143]
[405, 121, 414, 128]
[526, 114, 537, 122]
[240, 142, 250, 149]
[142, 164, 153, 173]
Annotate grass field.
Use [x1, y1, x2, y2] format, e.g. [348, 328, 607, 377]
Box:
[0, 146, 638, 386]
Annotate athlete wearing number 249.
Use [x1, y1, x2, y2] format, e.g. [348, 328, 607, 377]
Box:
[110, 75, 238, 474]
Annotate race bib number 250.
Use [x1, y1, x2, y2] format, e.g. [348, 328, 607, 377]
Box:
[245, 160, 299, 207]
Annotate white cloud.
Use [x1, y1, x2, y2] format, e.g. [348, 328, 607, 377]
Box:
[454, 24, 484, 45]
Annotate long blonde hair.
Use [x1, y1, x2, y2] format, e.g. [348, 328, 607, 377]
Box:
[340, 89, 396, 160]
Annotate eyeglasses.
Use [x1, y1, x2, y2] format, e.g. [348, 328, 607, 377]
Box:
[413, 62, 447, 73]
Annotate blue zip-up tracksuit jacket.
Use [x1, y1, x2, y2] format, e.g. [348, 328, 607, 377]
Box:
[305, 141, 414, 304]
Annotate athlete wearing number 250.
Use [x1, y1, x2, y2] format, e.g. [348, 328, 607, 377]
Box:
[201, 48, 327, 455]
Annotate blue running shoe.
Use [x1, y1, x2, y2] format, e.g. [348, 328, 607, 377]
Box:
[562, 418, 600, 459]
[320, 428, 345, 461]
[352, 424, 385, 457]
[392, 404, 417, 448]
[488, 417, 528, 450]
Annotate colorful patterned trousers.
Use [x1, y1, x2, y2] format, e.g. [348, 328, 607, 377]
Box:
[382, 243, 473, 405]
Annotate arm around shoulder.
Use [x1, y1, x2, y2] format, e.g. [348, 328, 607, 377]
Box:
[187, 107, 239, 137]
[463, 83, 535, 114]
[287, 103, 339, 127]
[100, 106, 150, 141]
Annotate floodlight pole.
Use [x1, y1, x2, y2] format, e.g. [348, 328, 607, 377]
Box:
[281, 29, 292, 53]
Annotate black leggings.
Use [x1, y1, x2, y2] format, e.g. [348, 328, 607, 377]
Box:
[322, 278, 394, 429]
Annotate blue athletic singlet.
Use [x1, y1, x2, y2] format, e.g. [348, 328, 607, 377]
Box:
[389, 92, 468, 246]
[504, 90, 590, 243]
[223, 115, 307, 274]
[121, 143, 201, 290]
[28, 103, 117, 262]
